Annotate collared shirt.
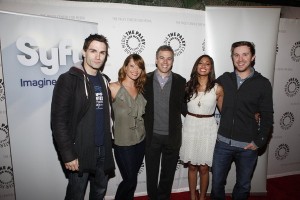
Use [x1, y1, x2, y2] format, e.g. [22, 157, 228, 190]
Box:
[155, 69, 171, 89]
[235, 67, 254, 89]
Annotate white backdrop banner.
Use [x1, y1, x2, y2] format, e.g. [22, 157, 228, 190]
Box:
[1, 0, 292, 199]
[0, 10, 97, 200]
[205, 7, 281, 194]
[0, 45, 14, 200]
[0, 0, 205, 82]
[267, 18, 300, 178]
[0, 0, 205, 199]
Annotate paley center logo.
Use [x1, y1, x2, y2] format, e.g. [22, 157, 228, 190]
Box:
[284, 77, 300, 97]
[290, 41, 300, 62]
[0, 166, 14, 189]
[279, 112, 294, 130]
[164, 32, 186, 56]
[121, 30, 146, 54]
[0, 79, 5, 101]
[275, 143, 290, 160]
[15, 36, 81, 88]
[202, 39, 205, 52]
[0, 124, 9, 148]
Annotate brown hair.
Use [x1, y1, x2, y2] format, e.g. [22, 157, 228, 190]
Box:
[118, 54, 147, 93]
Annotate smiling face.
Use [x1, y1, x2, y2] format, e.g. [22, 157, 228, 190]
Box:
[125, 58, 142, 81]
[82, 40, 107, 75]
[232, 45, 255, 75]
[197, 56, 212, 77]
[155, 50, 174, 77]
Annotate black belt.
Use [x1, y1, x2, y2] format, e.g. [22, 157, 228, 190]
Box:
[187, 112, 213, 118]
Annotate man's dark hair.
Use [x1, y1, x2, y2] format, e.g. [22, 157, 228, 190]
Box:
[231, 41, 256, 67]
[82, 34, 109, 70]
[83, 34, 109, 53]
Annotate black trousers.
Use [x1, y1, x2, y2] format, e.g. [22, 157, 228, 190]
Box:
[145, 133, 180, 200]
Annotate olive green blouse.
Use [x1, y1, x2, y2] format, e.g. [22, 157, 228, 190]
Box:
[112, 85, 147, 146]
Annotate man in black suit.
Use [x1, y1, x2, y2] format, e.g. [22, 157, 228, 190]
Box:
[143, 45, 187, 200]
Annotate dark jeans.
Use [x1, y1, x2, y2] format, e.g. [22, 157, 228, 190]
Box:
[145, 134, 179, 200]
[211, 140, 258, 200]
[65, 146, 108, 200]
[114, 140, 145, 200]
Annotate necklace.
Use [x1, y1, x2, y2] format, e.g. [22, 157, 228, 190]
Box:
[197, 92, 204, 107]
[197, 82, 206, 107]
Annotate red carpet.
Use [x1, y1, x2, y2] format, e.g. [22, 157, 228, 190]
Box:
[134, 174, 300, 200]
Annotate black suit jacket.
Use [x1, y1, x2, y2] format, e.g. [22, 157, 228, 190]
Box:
[143, 71, 187, 149]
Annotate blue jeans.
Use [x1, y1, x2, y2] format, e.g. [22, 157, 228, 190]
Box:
[211, 141, 258, 200]
[114, 140, 145, 200]
[65, 146, 108, 200]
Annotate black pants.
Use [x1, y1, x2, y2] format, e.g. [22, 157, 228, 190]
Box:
[145, 133, 179, 200]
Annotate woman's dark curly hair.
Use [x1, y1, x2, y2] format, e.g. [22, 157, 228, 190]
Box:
[185, 55, 216, 102]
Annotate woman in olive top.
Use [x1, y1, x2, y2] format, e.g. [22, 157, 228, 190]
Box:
[109, 54, 147, 200]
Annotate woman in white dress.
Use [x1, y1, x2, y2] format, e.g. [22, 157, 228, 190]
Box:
[180, 55, 224, 200]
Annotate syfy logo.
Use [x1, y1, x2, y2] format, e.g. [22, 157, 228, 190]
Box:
[16, 36, 81, 76]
